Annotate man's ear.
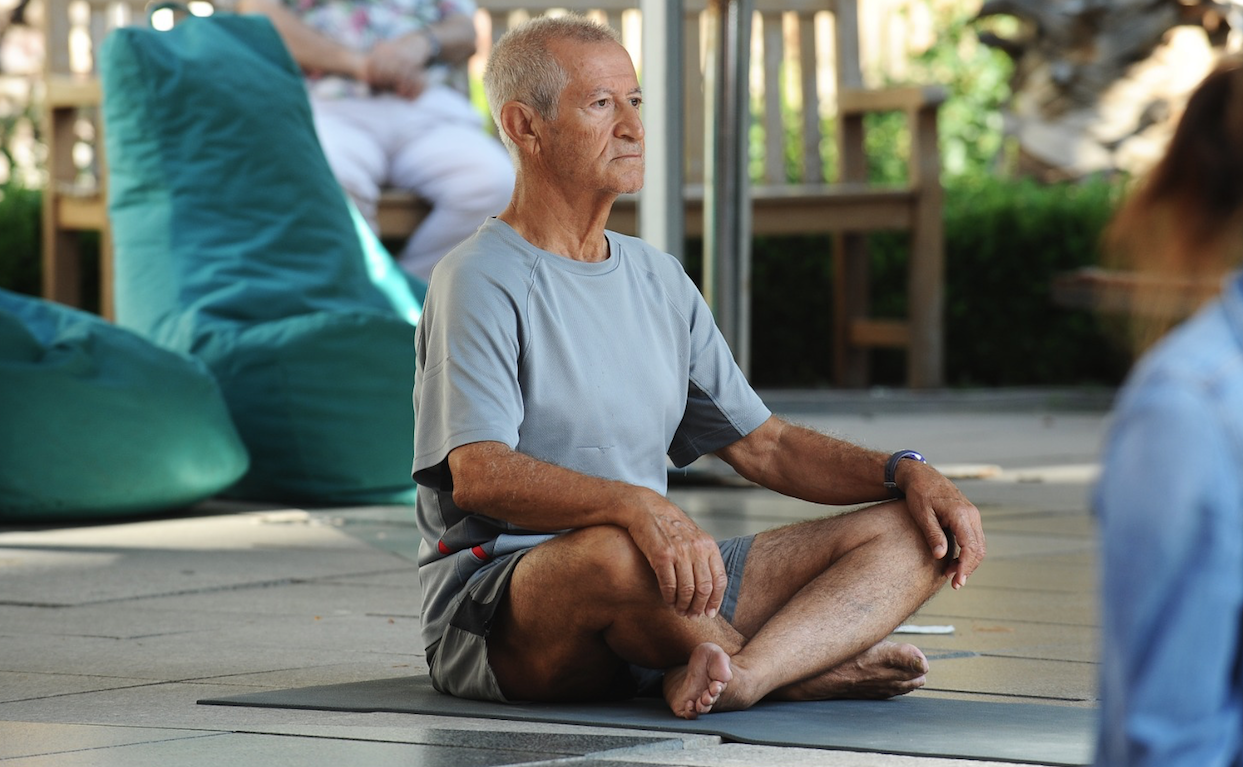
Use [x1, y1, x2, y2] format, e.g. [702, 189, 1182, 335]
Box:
[500, 101, 541, 157]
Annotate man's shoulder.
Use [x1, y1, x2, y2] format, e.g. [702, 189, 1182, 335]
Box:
[607, 230, 688, 283]
[436, 221, 537, 288]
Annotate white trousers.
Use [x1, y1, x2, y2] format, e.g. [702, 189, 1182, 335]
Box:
[310, 86, 515, 281]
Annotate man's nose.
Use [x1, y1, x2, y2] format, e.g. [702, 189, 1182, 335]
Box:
[616, 104, 644, 141]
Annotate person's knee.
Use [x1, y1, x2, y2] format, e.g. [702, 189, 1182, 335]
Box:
[870, 501, 948, 570]
[560, 525, 658, 600]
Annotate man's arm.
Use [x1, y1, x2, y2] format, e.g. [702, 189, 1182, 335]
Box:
[237, 0, 366, 80]
[365, 13, 477, 99]
[716, 416, 985, 589]
[448, 441, 728, 619]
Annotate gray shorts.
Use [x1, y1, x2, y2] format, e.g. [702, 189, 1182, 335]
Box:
[427, 533, 755, 702]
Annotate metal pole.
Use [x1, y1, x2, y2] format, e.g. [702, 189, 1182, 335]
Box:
[638, 0, 684, 262]
[702, 0, 752, 375]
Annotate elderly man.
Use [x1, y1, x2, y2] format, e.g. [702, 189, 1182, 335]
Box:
[412, 15, 985, 719]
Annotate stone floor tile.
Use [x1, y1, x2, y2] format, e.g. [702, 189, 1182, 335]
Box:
[917, 585, 1097, 628]
[0, 514, 411, 607]
[0, 731, 557, 767]
[0, 629, 418, 680]
[582, 741, 1019, 766]
[962, 560, 1095, 594]
[0, 671, 157, 704]
[133, 578, 422, 618]
[0, 722, 223, 759]
[900, 621, 1098, 664]
[982, 512, 1098, 538]
[925, 655, 1097, 703]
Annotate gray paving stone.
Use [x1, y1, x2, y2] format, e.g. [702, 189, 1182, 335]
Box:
[134, 578, 422, 618]
[0, 513, 411, 607]
[962, 559, 1095, 594]
[925, 655, 1097, 703]
[898, 621, 1098, 664]
[0, 630, 418, 680]
[584, 743, 1020, 767]
[0, 722, 223, 759]
[0, 671, 157, 703]
[917, 585, 1097, 628]
[982, 512, 1098, 538]
[0, 682, 391, 729]
[0, 731, 557, 767]
[953, 481, 1097, 516]
[966, 530, 1096, 561]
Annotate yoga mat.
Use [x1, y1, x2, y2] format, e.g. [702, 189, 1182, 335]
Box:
[199, 675, 1093, 765]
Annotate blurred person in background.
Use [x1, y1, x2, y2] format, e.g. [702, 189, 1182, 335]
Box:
[1094, 55, 1243, 767]
[241, 0, 515, 281]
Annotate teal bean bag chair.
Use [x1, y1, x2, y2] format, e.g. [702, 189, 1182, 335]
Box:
[99, 13, 424, 504]
[0, 289, 248, 519]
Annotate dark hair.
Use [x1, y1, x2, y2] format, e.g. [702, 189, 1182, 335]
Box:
[1105, 56, 1243, 350]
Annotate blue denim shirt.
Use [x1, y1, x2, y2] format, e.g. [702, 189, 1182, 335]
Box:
[1095, 272, 1243, 767]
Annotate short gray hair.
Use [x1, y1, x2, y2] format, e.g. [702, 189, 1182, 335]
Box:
[483, 14, 621, 159]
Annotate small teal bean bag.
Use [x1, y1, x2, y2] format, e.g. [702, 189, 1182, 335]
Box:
[100, 13, 424, 504]
[0, 289, 249, 519]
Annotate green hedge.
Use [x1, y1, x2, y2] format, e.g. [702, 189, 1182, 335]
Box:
[0, 182, 102, 313]
[0, 182, 42, 298]
[686, 174, 1130, 388]
[2, 177, 1128, 387]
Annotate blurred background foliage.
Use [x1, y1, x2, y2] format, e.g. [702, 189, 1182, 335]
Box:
[1, 0, 1132, 387]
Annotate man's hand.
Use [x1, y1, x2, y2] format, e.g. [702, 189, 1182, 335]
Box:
[624, 492, 728, 619]
[365, 32, 435, 99]
[895, 460, 986, 590]
[448, 441, 726, 619]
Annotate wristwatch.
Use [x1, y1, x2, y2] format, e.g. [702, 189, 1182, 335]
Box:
[884, 450, 926, 499]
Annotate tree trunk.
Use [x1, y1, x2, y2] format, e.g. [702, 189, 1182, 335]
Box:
[978, 0, 1241, 180]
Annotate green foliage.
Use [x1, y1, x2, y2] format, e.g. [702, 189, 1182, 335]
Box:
[0, 181, 42, 297]
[939, 175, 1129, 386]
[905, 7, 1017, 179]
[856, 5, 1017, 185]
[740, 175, 1130, 388]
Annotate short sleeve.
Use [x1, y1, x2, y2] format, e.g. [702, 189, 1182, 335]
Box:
[411, 258, 526, 488]
[667, 276, 770, 467]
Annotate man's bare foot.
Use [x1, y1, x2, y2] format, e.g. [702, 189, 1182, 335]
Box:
[775, 641, 929, 701]
[663, 642, 733, 719]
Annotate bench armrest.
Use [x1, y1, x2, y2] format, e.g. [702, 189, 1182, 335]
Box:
[838, 85, 947, 116]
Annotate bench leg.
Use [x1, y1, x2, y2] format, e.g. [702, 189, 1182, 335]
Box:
[833, 231, 871, 388]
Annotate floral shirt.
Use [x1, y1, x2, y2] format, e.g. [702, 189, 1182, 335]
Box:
[283, 0, 476, 98]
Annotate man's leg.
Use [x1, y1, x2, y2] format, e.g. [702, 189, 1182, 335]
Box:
[488, 501, 949, 715]
[487, 524, 746, 702]
[665, 501, 949, 716]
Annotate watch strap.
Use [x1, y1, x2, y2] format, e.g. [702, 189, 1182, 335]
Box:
[884, 450, 926, 498]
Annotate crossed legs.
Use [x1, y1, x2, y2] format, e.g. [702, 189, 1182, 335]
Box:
[487, 501, 951, 717]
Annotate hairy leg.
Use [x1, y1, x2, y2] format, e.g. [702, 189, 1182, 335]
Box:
[682, 502, 950, 712]
[488, 502, 948, 717]
[487, 525, 746, 703]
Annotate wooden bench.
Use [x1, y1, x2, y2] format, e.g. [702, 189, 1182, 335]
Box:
[42, 0, 945, 386]
[1051, 267, 1221, 318]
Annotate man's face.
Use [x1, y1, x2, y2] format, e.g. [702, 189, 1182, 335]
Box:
[540, 38, 644, 196]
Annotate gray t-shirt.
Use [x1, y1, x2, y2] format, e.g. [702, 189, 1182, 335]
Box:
[411, 218, 771, 652]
